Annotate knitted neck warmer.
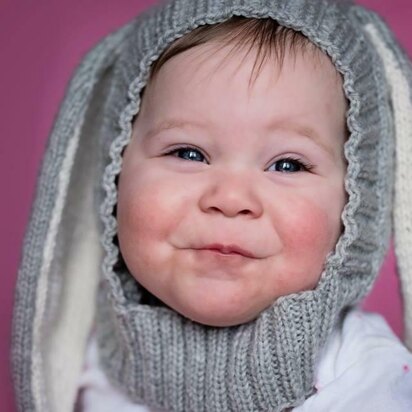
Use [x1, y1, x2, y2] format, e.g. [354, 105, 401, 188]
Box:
[94, 1, 397, 411]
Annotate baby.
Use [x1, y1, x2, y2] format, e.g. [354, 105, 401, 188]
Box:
[11, 1, 412, 412]
[116, 17, 347, 328]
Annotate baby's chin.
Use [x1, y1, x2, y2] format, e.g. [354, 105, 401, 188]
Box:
[163, 292, 268, 328]
[136, 277, 273, 327]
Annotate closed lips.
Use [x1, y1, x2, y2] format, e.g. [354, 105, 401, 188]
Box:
[199, 244, 256, 258]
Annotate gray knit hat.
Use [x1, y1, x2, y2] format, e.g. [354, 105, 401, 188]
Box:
[11, 0, 412, 411]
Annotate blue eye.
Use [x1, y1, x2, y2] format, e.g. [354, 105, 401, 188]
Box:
[268, 157, 313, 173]
[165, 146, 207, 163]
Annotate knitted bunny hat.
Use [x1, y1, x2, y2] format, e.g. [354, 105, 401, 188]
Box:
[11, 1, 412, 411]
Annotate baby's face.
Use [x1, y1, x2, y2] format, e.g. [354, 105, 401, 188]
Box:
[117, 41, 347, 327]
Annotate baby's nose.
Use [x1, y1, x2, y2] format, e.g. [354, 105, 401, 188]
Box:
[198, 172, 263, 218]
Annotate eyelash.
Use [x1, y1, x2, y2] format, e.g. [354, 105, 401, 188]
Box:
[163, 145, 314, 173]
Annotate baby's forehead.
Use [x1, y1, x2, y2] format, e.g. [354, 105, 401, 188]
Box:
[144, 38, 344, 107]
[141, 38, 346, 122]
[147, 32, 341, 92]
[131, 41, 347, 171]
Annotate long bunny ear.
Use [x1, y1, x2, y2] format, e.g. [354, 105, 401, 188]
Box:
[11, 22, 133, 412]
[354, 8, 412, 350]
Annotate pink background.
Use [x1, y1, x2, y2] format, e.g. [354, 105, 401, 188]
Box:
[1, 0, 411, 410]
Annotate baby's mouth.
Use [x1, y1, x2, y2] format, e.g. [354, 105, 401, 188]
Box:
[197, 243, 257, 258]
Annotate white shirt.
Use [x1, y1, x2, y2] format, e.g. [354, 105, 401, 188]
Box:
[76, 309, 412, 411]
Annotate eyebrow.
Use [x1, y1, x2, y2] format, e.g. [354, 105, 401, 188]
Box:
[265, 119, 338, 158]
[144, 117, 337, 158]
[143, 119, 206, 141]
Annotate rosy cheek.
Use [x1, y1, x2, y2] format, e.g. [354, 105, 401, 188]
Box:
[120, 190, 161, 240]
[277, 195, 340, 270]
[118, 168, 185, 245]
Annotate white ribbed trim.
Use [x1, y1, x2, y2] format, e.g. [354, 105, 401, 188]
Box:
[32, 126, 82, 412]
[365, 24, 412, 350]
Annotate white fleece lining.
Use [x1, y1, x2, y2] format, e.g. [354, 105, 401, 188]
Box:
[39, 117, 103, 412]
[46, 178, 101, 412]
[31, 124, 92, 412]
[366, 24, 412, 350]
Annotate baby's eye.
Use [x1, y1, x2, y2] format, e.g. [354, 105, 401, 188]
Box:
[268, 157, 313, 173]
[165, 146, 207, 163]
